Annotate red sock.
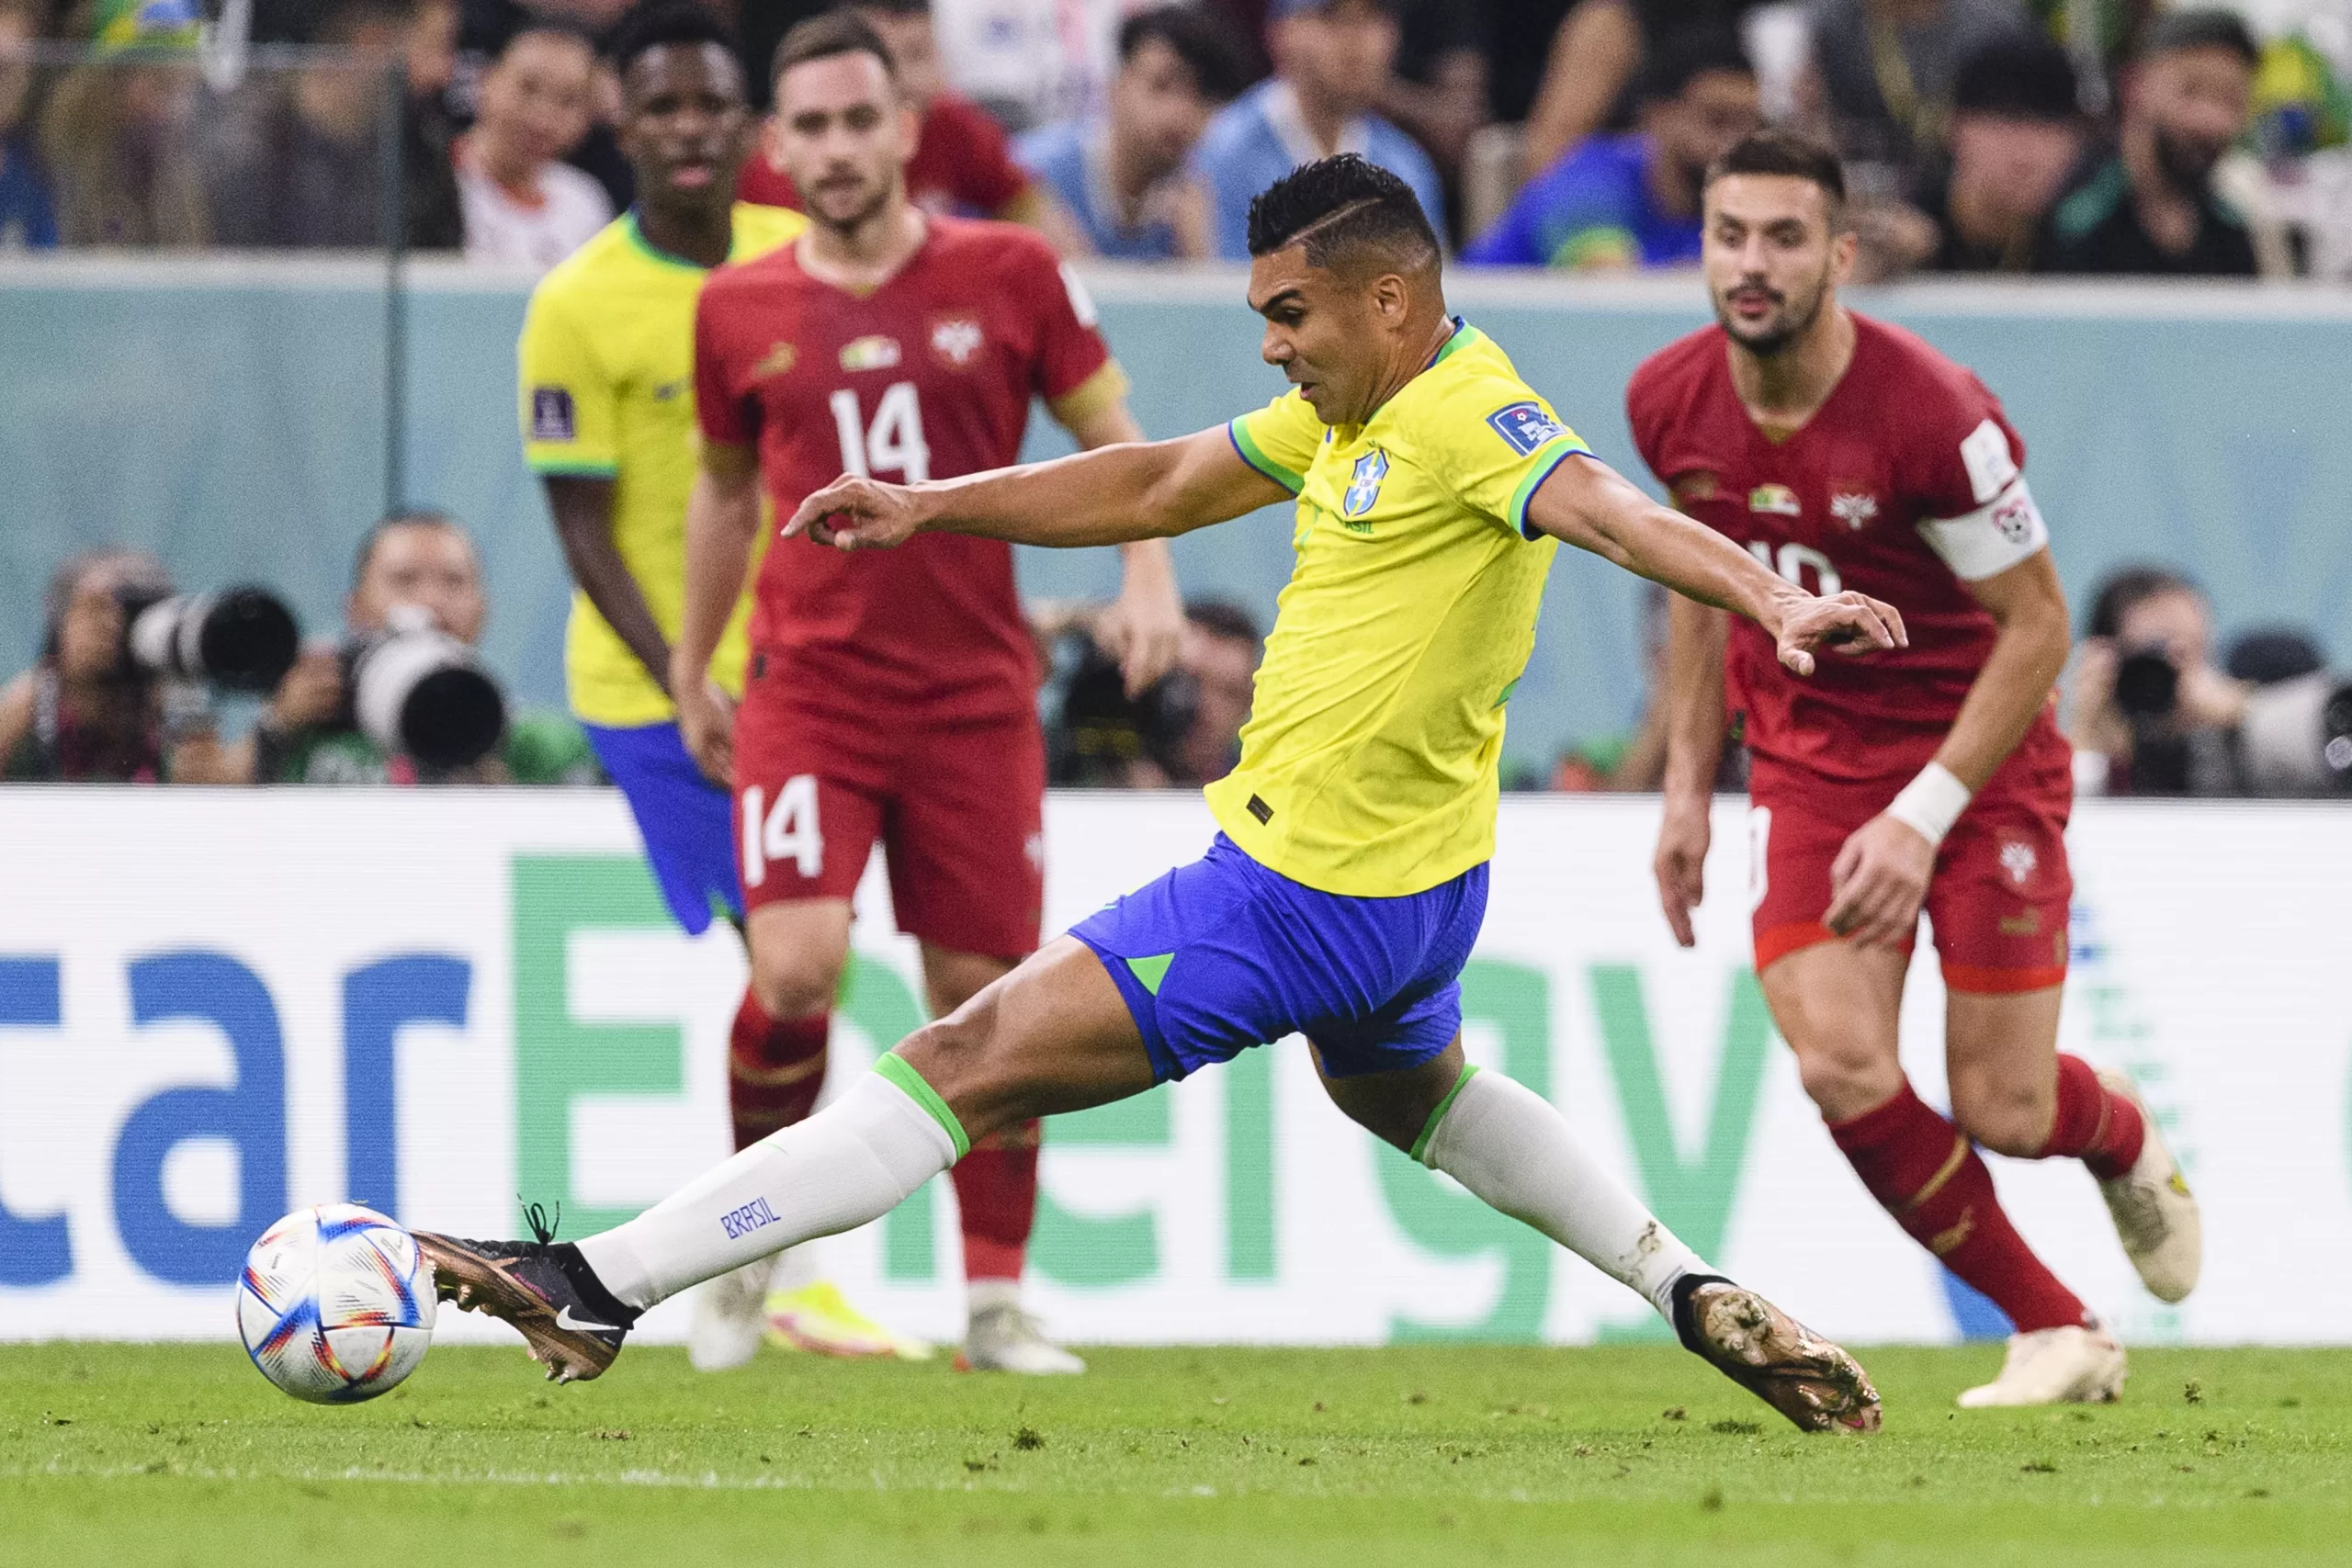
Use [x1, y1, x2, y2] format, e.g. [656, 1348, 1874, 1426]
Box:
[1829, 1081, 2087, 1333]
[728, 990, 829, 1152]
[2037, 1055, 2145, 1180]
[952, 1121, 1041, 1283]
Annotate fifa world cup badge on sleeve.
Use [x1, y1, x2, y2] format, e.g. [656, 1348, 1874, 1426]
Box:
[531, 387, 577, 443]
[1486, 400, 1566, 457]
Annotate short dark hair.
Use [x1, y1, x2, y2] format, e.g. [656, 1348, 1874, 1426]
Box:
[773, 10, 897, 91]
[1952, 33, 2081, 121]
[1119, 6, 1250, 103]
[842, 0, 930, 16]
[2134, 7, 2261, 69]
[1636, 26, 1751, 104]
[608, 1, 738, 80]
[1185, 599, 1261, 647]
[353, 511, 466, 592]
[1245, 153, 1439, 274]
[2086, 565, 2200, 639]
[1703, 130, 1847, 208]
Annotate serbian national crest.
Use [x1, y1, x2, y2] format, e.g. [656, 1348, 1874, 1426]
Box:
[930, 315, 984, 367]
[1343, 448, 1389, 518]
[1829, 490, 1880, 530]
[1999, 840, 2039, 886]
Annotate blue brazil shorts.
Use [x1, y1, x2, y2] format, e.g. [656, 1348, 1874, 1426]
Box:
[1070, 833, 1489, 1083]
[582, 720, 742, 935]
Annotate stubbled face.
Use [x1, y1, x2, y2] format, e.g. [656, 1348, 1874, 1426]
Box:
[1702, 173, 1852, 355]
[1111, 35, 1213, 181]
[351, 523, 485, 645]
[481, 31, 596, 168]
[618, 41, 750, 209]
[2117, 588, 2212, 669]
[2132, 44, 2253, 192]
[1272, 0, 1396, 118]
[1645, 69, 1762, 185]
[773, 50, 917, 233]
[1248, 245, 1394, 426]
[1950, 113, 2082, 225]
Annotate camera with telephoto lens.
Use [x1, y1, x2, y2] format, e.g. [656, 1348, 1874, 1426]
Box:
[1039, 626, 1198, 785]
[342, 605, 506, 772]
[2110, 645, 2182, 729]
[2236, 672, 2352, 795]
[118, 584, 300, 693]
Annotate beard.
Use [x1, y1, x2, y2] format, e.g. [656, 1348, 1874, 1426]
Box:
[1713, 270, 1831, 357]
[808, 169, 895, 234]
[2152, 125, 2225, 193]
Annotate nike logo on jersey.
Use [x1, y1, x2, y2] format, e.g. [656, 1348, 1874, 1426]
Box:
[1749, 484, 1802, 517]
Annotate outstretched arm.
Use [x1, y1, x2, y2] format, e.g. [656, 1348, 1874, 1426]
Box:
[782, 424, 1288, 552]
[1524, 452, 1906, 673]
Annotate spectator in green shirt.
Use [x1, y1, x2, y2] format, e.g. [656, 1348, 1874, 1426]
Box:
[248, 512, 601, 785]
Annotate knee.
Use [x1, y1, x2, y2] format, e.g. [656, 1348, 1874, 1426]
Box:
[750, 948, 843, 1021]
[1790, 1034, 1902, 1123]
[1949, 1066, 2052, 1156]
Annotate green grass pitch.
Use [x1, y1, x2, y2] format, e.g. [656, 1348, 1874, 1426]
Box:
[4, 1341, 2348, 1566]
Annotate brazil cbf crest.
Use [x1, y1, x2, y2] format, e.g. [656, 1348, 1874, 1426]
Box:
[1343, 448, 1390, 518]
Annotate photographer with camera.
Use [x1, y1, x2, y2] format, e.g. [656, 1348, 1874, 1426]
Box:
[1038, 598, 1261, 789]
[0, 549, 258, 784]
[2068, 565, 2352, 797]
[247, 512, 600, 785]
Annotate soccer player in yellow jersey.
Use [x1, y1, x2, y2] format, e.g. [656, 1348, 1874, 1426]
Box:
[514, 5, 911, 1373]
[424, 155, 1902, 1429]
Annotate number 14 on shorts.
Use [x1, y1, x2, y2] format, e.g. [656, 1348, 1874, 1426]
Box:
[743, 775, 823, 886]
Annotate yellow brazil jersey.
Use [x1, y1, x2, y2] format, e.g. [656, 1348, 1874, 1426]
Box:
[1209, 321, 1589, 897]
[518, 204, 805, 728]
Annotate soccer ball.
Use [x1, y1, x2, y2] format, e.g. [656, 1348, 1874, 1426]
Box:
[237, 1203, 435, 1404]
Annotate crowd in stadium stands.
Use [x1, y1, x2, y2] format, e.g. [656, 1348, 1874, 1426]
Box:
[5, 0, 2347, 793]
[0, 0, 2343, 275]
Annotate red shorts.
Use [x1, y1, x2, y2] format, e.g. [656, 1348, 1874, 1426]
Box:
[731, 672, 1044, 961]
[1747, 751, 2074, 995]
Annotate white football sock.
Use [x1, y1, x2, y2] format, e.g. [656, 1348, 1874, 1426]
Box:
[1418, 1066, 1708, 1322]
[577, 1063, 962, 1311]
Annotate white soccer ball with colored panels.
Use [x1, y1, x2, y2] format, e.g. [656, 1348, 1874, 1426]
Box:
[237, 1204, 435, 1404]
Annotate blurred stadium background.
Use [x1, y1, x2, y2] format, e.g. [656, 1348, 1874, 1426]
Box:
[3, 0, 2351, 1369]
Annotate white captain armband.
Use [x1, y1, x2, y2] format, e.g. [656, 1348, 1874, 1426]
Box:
[1916, 476, 2048, 581]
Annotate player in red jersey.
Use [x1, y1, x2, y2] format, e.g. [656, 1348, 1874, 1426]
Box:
[1630, 133, 2203, 1408]
[672, 13, 1184, 1375]
[738, 0, 1089, 255]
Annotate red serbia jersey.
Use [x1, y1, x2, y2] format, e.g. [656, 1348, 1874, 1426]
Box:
[695, 217, 1117, 717]
[1627, 313, 2062, 784]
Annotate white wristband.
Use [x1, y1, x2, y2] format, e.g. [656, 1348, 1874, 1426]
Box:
[1885, 762, 1972, 848]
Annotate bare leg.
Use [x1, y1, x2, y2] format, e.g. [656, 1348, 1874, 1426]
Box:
[1764, 942, 2088, 1334]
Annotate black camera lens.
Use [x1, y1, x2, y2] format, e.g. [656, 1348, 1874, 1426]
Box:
[193, 590, 300, 692]
[2112, 649, 2180, 722]
[399, 666, 506, 772]
[122, 586, 300, 692]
